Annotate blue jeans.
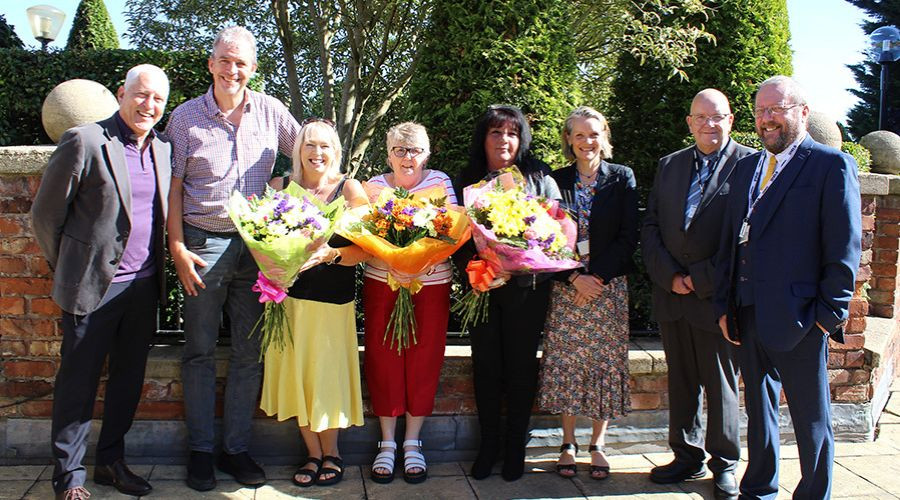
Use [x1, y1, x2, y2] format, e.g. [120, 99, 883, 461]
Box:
[181, 224, 263, 454]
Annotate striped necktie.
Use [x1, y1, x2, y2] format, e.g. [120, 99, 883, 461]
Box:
[683, 155, 714, 230]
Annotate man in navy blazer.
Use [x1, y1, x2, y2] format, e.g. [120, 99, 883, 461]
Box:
[715, 76, 861, 499]
[31, 65, 171, 500]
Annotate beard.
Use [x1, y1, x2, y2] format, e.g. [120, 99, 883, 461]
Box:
[757, 118, 804, 154]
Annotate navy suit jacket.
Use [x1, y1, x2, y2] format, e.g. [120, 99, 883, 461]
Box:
[714, 135, 861, 352]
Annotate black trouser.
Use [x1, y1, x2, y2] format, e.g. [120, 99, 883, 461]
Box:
[659, 318, 740, 473]
[50, 276, 158, 493]
[469, 280, 551, 451]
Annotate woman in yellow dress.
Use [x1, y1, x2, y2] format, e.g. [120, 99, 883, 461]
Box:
[259, 118, 370, 487]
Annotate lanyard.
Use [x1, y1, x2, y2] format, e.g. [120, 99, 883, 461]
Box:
[744, 143, 799, 220]
[692, 149, 721, 199]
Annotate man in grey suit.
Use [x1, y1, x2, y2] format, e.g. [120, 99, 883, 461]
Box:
[641, 89, 754, 499]
[31, 64, 171, 500]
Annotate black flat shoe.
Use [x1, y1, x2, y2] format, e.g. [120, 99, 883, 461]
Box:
[292, 457, 322, 488]
[713, 470, 739, 499]
[186, 451, 216, 491]
[555, 443, 578, 478]
[470, 442, 499, 480]
[94, 459, 152, 496]
[316, 455, 344, 486]
[217, 451, 266, 486]
[649, 460, 707, 484]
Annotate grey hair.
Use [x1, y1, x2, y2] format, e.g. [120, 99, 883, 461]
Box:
[124, 64, 169, 97]
[386, 122, 430, 152]
[561, 106, 613, 162]
[212, 26, 257, 64]
[758, 75, 807, 105]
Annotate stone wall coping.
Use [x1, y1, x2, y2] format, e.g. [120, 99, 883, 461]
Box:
[859, 172, 900, 196]
[0, 146, 54, 176]
[864, 316, 899, 367]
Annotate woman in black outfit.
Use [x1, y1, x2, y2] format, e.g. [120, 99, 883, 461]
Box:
[454, 105, 561, 481]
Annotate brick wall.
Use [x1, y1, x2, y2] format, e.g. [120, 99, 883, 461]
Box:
[1, 149, 897, 431]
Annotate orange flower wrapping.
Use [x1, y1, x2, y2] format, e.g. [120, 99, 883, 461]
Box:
[466, 259, 496, 293]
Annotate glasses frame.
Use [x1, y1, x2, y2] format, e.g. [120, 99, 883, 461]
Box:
[390, 146, 426, 158]
[689, 113, 732, 124]
[753, 103, 804, 118]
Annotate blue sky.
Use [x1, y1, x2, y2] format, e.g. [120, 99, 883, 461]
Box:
[4, 0, 873, 122]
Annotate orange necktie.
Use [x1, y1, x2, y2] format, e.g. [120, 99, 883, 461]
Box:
[761, 155, 777, 190]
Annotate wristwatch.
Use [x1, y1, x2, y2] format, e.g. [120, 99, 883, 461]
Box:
[327, 249, 343, 265]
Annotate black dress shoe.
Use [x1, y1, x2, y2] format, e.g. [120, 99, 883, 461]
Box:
[713, 470, 739, 499]
[94, 459, 152, 496]
[186, 450, 216, 491]
[217, 451, 267, 486]
[470, 441, 499, 480]
[649, 460, 707, 484]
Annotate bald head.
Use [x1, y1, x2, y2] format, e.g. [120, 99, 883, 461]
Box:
[687, 88, 734, 155]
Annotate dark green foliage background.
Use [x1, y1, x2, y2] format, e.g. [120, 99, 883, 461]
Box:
[0, 48, 210, 146]
[405, 0, 580, 177]
[67, 0, 120, 50]
[0, 15, 24, 49]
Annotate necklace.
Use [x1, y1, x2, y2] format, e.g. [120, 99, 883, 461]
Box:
[577, 167, 599, 183]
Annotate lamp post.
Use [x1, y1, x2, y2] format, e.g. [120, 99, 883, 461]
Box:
[869, 26, 900, 131]
[25, 5, 65, 51]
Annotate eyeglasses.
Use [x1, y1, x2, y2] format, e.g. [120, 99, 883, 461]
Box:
[391, 146, 426, 158]
[690, 113, 731, 124]
[753, 103, 804, 118]
[300, 117, 336, 128]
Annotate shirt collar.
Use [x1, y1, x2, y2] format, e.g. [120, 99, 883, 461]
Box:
[695, 137, 729, 162]
[203, 85, 254, 118]
[765, 132, 807, 165]
[114, 111, 155, 146]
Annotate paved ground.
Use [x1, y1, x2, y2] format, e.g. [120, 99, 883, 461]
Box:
[4, 378, 899, 499]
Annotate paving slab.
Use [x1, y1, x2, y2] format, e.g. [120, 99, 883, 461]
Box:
[468, 470, 583, 499]
[365, 475, 475, 500]
[574, 468, 694, 498]
[776, 458, 892, 498]
[256, 478, 366, 499]
[0, 465, 44, 481]
[38, 464, 153, 481]
[834, 455, 900, 498]
[23, 480, 138, 499]
[0, 481, 37, 500]
[137, 480, 255, 498]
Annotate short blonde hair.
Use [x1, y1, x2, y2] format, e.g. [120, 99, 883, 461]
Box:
[561, 106, 613, 162]
[290, 121, 343, 183]
[386, 122, 430, 152]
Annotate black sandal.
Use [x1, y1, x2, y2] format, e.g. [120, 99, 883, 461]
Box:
[588, 445, 610, 480]
[292, 457, 322, 487]
[316, 455, 345, 486]
[556, 443, 578, 477]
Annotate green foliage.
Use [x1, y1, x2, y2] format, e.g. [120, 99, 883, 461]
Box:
[0, 48, 209, 146]
[67, 0, 120, 50]
[845, 0, 900, 137]
[609, 0, 792, 194]
[730, 130, 763, 151]
[0, 15, 24, 49]
[405, 0, 579, 177]
[842, 141, 872, 172]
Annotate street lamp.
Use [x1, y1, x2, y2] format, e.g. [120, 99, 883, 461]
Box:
[25, 5, 65, 52]
[869, 26, 900, 131]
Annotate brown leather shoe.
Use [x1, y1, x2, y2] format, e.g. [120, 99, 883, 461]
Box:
[94, 459, 152, 495]
[55, 485, 91, 500]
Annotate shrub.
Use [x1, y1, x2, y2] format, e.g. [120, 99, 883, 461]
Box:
[67, 0, 119, 50]
[730, 131, 763, 152]
[0, 48, 210, 146]
[0, 15, 23, 49]
[842, 141, 872, 173]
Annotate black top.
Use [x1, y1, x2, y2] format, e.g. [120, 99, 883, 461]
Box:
[286, 177, 356, 304]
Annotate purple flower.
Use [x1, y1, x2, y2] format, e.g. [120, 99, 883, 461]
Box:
[302, 217, 323, 230]
[523, 215, 536, 225]
[379, 199, 395, 216]
[401, 206, 417, 216]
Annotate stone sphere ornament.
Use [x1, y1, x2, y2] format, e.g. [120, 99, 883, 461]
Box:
[860, 130, 900, 175]
[806, 110, 842, 149]
[41, 79, 119, 143]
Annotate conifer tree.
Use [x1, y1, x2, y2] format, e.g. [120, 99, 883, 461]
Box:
[67, 0, 119, 50]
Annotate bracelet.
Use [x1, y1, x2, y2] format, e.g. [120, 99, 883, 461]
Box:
[568, 272, 580, 284]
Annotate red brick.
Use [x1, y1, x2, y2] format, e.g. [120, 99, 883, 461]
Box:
[0, 198, 33, 214]
[436, 377, 474, 396]
[849, 299, 869, 317]
[876, 277, 897, 291]
[0, 256, 27, 274]
[861, 231, 874, 251]
[0, 339, 28, 356]
[828, 352, 845, 368]
[0, 238, 41, 255]
[862, 215, 875, 231]
[845, 317, 866, 334]
[845, 350, 866, 368]
[856, 264, 872, 282]
[834, 384, 870, 402]
[0, 297, 25, 314]
[28, 256, 51, 276]
[28, 297, 60, 317]
[0, 277, 53, 296]
[141, 381, 171, 401]
[861, 196, 876, 215]
[0, 318, 58, 337]
[633, 375, 668, 393]
[0, 177, 31, 197]
[876, 222, 900, 237]
[868, 290, 895, 305]
[2, 360, 57, 378]
[841, 334, 866, 350]
[874, 236, 900, 251]
[873, 250, 899, 265]
[850, 369, 871, 384]
[0, 380, 53, 398]
[0, 217, 28, 237]
[828, 369, 850, 385]
[871, 304, 895, 318]
[630, 393, 660, 410]
[20, 399, 54, 417]
[26, 176, 42, 196]
[431, 398, 462, 415]
[28, 340, 60, 357]
[871, 263, 898, 277]
[134, 401, 185, 419]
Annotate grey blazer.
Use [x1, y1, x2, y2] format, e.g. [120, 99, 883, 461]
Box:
[31, 114, 171, 315]
[641, 138, 754, 331]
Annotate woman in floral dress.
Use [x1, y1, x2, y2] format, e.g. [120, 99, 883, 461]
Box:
[539, 106, 639, 480]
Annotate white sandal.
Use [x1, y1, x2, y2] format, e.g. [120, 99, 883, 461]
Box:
[403, 439, 427, 484]
[371, 440, 396, 484]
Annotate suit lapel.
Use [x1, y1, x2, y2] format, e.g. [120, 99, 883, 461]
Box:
[695, 140, 738, 217]
[750, 136, 814, 236]
[100, 116, 133, 222]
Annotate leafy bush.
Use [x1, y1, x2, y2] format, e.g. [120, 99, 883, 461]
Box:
[842, 141, 872, 173]
[0, 48, 210, 146]
[67, 0, 119, 50]
[0, 15, 23, 49]
[730, 131, 763, 152]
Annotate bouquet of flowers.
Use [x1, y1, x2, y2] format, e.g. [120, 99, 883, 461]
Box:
[339, 185, 471, 353]
[227, 182, 345, 357]
[452, 166, 581, 331]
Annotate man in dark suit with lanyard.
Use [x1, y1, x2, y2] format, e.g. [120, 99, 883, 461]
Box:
[715, 75, 861, 499]
[643, 89, 753, 499]
[31, 64, 171, 500]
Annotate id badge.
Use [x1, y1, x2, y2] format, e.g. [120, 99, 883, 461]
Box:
[738, 220, 750, 244]
[577, 240, 590, 256]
